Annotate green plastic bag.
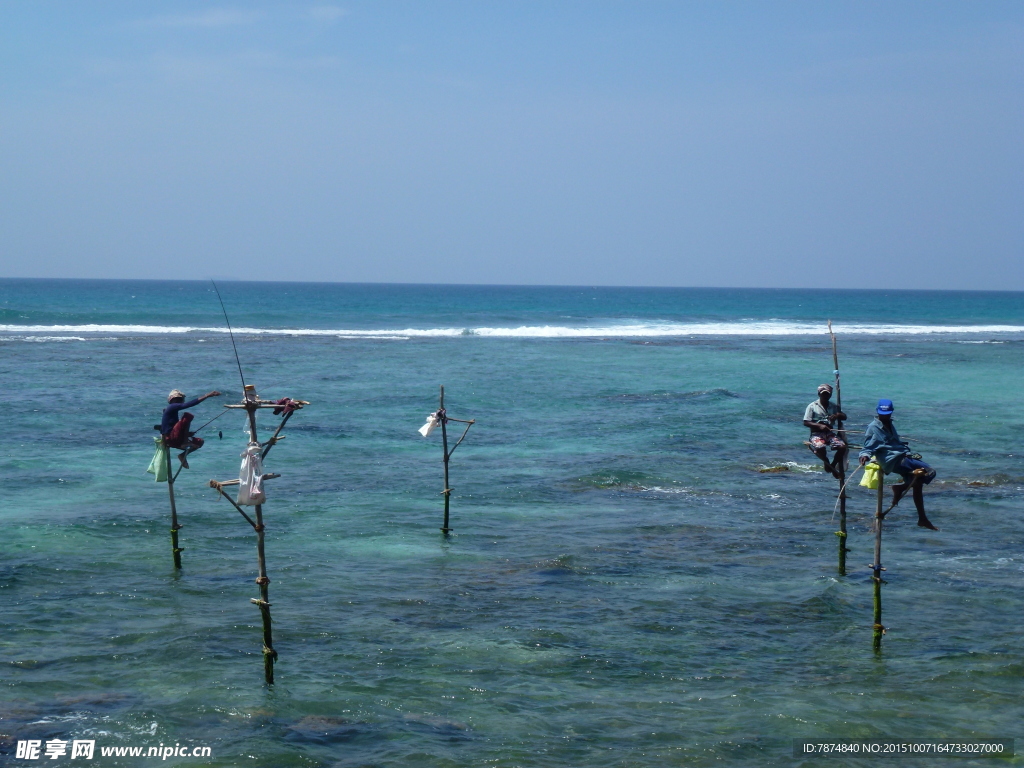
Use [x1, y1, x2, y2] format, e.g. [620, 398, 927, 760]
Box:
[147, 436, 168, 483]
[859, 461, 880, 490]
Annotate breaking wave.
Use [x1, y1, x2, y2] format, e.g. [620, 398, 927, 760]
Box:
[1, 322, 1023, 338]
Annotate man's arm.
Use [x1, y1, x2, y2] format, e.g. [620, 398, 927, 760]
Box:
[802, 404, 830, 432]
[196, 391, 222, 404]
[803, 420, 831, 432]
[859, 424, 880, 464]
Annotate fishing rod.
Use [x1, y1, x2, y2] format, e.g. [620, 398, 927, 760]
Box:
[211, 280, 247, 394]
[828, 320, 845, 442]
[192, 407, 230, 434]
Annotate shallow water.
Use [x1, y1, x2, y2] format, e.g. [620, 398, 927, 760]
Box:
[1, 281, 1022, 767]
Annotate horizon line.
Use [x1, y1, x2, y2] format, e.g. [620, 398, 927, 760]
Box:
[1, 277, 1023, 295]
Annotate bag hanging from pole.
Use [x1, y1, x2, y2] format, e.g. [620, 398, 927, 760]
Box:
[237, 443, 267, 506]
[860, 461, 881, 490]
[146, 436, 168, 483]
[418, 412, 441, 437]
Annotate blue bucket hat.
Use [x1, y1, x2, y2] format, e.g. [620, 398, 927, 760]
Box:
[876, 398, 894, 416]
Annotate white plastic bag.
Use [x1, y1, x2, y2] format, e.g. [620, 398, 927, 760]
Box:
[237, 443, 267, 506]
[418, 412, 441, 437]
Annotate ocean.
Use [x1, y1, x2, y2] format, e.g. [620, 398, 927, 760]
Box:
[1, 279, 1022, 767]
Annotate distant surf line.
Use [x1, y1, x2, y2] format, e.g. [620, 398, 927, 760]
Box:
[1, 322, 1023, 338]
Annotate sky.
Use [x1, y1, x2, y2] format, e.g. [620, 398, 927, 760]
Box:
[0, 2, 1022, 289]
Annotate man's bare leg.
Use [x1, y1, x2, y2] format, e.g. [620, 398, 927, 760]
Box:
[177, 441, 202, 469]
[812, 446, 835, 475]
[890, 480, 910, 509]
[911, 474, 938, 530]
[833, 446, 848, 475]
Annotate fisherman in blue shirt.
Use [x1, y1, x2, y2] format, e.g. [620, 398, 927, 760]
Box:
[858, 399, 938, 530]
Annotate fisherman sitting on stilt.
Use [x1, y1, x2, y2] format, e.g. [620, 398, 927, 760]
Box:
[858, 398, 939, 531]
[803, 383, 847, 479]
[162, 389, 221, 468]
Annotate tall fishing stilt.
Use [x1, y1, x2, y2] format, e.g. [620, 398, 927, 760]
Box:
[828, 320, 850, 575]
[440, 386, 451, 535]
[210, 384, 307, 685]
[421, 385, 475, 536]
[205, 285, 308, 684]
[165, 444, 183, 570]
[203, 286, 305, 684]
[245, 394, 276, 683]
[872, 470, 885, 652]
[152, 390, 223, 569]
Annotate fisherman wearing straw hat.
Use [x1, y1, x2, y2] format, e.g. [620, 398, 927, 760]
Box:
[859, 399, 939, 530]
[803, 383, 848, 479]
[162, 389, 221, 468]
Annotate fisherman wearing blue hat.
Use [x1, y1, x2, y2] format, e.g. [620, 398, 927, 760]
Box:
[859, 399, 938, 530]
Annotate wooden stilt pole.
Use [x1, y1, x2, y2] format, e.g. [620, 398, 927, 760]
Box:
[212, 394, 307, 684]
[440, 386, 452, 535]
[828, 321, 850, 575]
[425, 385, 474, 535]
[165, 444, 183, 570]
[207, 288, 307, 685]
[252, 501, 276, 684]
[872, 469, 885, 652]
[245, 388, 277, 684]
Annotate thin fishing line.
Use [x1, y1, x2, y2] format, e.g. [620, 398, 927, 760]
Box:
[211, 280, 246, 392]
[192, 407, 230, 434]
[831, 463, 865, 522]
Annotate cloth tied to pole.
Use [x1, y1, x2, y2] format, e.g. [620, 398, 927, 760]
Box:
[237, 442, 267, 506]
[860, 461, 881, 490]
[146, 436, 168, 482]
[272, 398, 299, 416]
[419, 411, 442, 437]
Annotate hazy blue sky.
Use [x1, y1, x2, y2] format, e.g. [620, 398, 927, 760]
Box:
[1, 2, 1021, 288]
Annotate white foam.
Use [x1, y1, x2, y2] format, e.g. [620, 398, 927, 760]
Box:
[639, 486, 693, 494]
[0, 324, 464, 337]
[757, 461, 819, 473]
[472, 322, 1024, 337]
[0, 321, 1021, 338]
[0, 335, 91, 342]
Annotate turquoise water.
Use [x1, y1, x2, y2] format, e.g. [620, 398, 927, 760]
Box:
[1, 280, 1022, 767]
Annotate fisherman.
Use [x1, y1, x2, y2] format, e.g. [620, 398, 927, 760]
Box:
[858, 398, 938, 530]
[803, 383, 847, 479]
[162, 389, 221, 468]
